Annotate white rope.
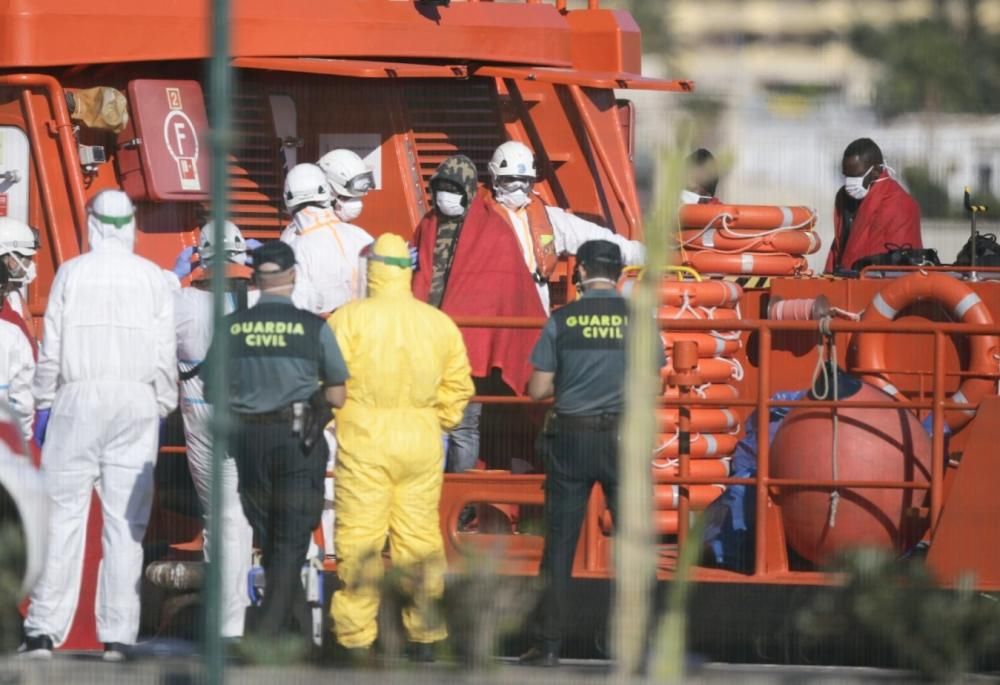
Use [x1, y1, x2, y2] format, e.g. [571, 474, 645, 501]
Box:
[716, 355, 745, 382]
[810, 316, 840, 528]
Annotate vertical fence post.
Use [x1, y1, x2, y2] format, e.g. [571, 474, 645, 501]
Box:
[753, 326, 771, 576]
[930, 331, 946, 531]
[206, 0, 232, 681]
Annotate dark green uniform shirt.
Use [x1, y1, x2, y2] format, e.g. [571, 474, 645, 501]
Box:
[530, 289, 665, 416]
[202, 293, 348, 414]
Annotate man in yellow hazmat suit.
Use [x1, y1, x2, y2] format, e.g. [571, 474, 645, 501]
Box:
[328, 233, 473, 660]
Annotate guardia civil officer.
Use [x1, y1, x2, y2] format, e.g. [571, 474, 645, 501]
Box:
[202, 240, 349, 642]
[519, 240, 665, 667]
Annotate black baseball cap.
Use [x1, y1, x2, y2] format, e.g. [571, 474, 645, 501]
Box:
[252, 241, 296, 273]
[576, 239, 622, 269]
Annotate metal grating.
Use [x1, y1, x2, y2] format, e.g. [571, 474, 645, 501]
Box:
[402, 79, 504, 200]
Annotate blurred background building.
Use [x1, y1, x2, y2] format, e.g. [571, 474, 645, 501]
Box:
[623, 0, 1000, 268]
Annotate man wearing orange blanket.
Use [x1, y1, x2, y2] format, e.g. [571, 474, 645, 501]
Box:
[411, 149, 644, 477]
[825, 138, 923, 273]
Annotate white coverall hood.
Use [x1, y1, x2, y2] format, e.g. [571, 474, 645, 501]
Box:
[87, 189, 136, 252]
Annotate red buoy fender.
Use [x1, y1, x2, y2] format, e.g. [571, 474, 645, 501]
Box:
[679, 204, 816, 230]
[854, 273, 1000, 431]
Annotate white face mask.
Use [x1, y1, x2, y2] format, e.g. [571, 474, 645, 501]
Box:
[334, 197, 364, 223]
[680, 189, 705, 205]
[9, 254, 35, 285]
[496, 187, 531, 210]
[843, 165, 887, 201]
[435, 191, 465, 218]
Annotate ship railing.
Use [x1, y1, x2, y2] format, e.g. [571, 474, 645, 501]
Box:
[461, 0, 600, 8]
[440, 314, 999, 581]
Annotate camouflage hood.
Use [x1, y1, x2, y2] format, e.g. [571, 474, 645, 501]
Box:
[429, 155, 479, 207]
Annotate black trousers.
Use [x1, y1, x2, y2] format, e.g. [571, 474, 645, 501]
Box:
[535, 424, 619, 648]
[233, 418, 328, 639]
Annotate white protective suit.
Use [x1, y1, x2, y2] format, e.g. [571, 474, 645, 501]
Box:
[25, 190, 178, 647]
[499, 203, 645, 312]
[280, 206, 374, 315]
[0, 318, 35, 440]
[175, 284, 258, 638]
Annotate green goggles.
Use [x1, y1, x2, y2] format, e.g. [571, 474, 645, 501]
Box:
[361, 244, 411, 269]
[92, 212, 134, 229]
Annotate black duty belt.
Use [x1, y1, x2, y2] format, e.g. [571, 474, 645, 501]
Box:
[235, 407, 295, 424]
[552, 412, 620, 432]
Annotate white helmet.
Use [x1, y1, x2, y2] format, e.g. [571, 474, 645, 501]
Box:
[318, 149, 375, 198]
[199, 221, 246, 263]
[488, 141, 537, 181]
[0, 218, 38, 257]
[87, 189, 136, 250]
[283, 163, 332, 211]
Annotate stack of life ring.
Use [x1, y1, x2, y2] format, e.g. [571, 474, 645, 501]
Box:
[618, 270, 743, 536]
[677, 203, 821, 276]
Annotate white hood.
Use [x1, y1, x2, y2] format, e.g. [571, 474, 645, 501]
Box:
[87, 189, 136, 251]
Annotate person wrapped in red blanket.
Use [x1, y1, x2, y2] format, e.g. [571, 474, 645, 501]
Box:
[825, 138, 923, 273]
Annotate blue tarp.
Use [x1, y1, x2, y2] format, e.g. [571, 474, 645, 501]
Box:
[703, 390, 806, 572]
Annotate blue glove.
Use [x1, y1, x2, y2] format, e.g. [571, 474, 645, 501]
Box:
[172, 246, 198, 278]
[33, 408, 50, 448]
[409, 245, 419, 271]
[246, 238, 263, 251]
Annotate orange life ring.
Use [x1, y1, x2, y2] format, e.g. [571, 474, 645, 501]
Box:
[619, 273, 743, 307]
[662, 332, 742, 358]
[854, 273, 1000, 431]
[683, 251, 808, 276]
[679, 204, 816, 230]
[662, 383, 739, 400]
[654, 484, 723, 510]
[662, 358, 741, 385]
[653, 433, 739, 459]
[658, 408, 739, 433]
[190, 262, 254, 283]
[679, 228, 821, 255]
[652, 456, 733, 477]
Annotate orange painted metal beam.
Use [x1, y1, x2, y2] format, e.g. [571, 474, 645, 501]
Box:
[476, 65, 694, 92]
[233, 57, 469, 79]
[1, 0, 572, 69]
[926, 396, 1000, 586]
[0, 74, 87, 256]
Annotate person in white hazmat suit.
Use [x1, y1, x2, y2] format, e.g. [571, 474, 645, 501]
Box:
[0, 255, 35, 441]
[0, 216, 40, 321]
[280, 157, 374, 316]
[280, 155, 375, 557]
[20, 189, 178, 661]
[174, 221, 257, 638]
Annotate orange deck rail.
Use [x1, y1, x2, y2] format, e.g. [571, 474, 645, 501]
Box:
[441, 313, 1000, 584]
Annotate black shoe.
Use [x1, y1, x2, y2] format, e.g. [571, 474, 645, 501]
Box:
[103, 642, 129, 662]
[17, 635, 53, 660]
[407, 641, 436, 663]
[329, 643, 375, 668]
[518, 645, 559, 667]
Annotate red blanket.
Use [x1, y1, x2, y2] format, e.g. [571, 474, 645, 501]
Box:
[412, 189, 545, 394]
[825, 174, 922, 272]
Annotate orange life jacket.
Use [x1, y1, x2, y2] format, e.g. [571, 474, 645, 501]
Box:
[486, 193, 559, 282]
